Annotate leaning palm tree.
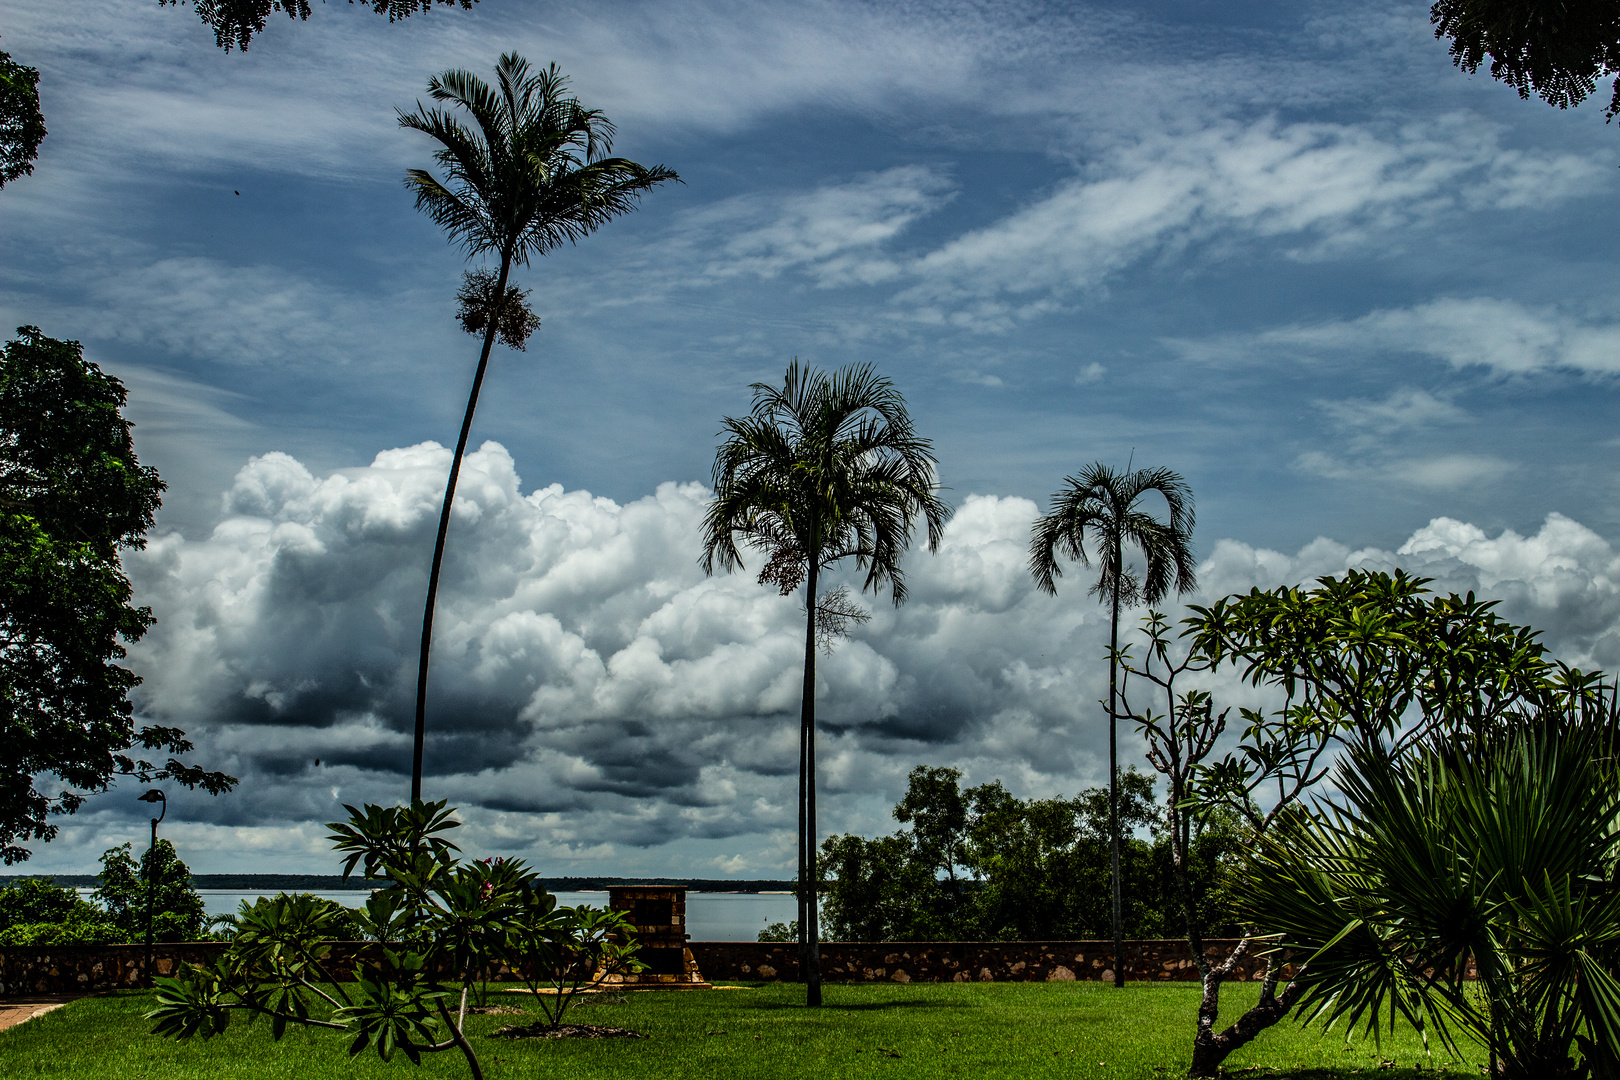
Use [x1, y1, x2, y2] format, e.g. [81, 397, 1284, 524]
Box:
[702, 360, 951, 1006]
[1029, 462, 1195, 988]
[399, 55, 677, 801]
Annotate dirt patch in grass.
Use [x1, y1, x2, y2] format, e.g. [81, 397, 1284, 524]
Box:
[465, 1005, 528, 1015]
[492, 1021, 646, 1039]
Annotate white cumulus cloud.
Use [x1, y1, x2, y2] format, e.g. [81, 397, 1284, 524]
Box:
[37, 447, 1618, 876]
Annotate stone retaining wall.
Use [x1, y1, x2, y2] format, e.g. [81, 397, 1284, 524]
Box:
[688, 940, 1275, 984]
[1, 939, 1277, 996]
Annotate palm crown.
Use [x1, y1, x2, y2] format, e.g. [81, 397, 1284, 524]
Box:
[702, 360, 951, 604]
[399, 55, 677, 265]
[1029, 462, 1196, 605]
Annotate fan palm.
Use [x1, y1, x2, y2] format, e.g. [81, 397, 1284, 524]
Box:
[1249, 712, 1620, 1079]
[1028, 462, 1195, 988]
[702, 360, 951, 1006]
[399, 55, 677, 800]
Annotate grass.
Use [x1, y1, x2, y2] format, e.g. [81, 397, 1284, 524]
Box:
[0, 981, 1486, 1079]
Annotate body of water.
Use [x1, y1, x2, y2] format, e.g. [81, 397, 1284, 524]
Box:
[186, 889, 797, 942]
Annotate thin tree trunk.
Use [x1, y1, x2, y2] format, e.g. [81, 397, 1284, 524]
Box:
[435, 998, 486, 1080]
[1188, 950, 1305, 1078]
[1109, 560, 1123, 989]
[801, 559, 822, 1006]
[412, 254, 512, 802]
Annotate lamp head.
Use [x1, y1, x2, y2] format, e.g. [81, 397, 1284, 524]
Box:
[137, 789, 166, 804]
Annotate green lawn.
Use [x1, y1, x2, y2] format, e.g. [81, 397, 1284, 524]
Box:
[0, 981, 1485, 1079]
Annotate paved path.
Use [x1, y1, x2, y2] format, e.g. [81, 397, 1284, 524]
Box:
[0, 995, 86, 1032]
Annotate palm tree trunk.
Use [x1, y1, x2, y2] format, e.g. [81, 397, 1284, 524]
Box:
[797, 678, 807, 957]
[411, 253, 512, 802]
[1109, 559, 1123, 989]
[801, 559, 822, 1007]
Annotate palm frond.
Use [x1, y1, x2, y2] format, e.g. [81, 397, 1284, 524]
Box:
[400, 55, 678, 267]
[702, 360, 950, 608]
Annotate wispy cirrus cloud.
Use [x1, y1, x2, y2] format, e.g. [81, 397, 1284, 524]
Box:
[646, 116, 1604, 334]
[675, 166, 956, 288]
[896, 116, 1601, 317]
[1173, 297, 1620, 377]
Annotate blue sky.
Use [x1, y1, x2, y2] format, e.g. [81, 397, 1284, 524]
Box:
[5, 0, 1620, 877]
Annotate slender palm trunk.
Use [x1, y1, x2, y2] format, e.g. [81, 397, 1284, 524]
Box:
[800, 558, 823, 1006]
[1109, 555, 1123, 989]
[797, 676, 808, 958]
[412, 253, 513, 802]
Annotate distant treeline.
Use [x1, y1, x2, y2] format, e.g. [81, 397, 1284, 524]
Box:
[0, 874, 792, 893]
[0, 875, 392, 891]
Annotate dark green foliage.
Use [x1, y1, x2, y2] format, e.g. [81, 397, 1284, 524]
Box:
[1249, 715, 1620, 1079]
[94, 841, 207, 942]
[0, 328, 235, 864]
[1188, 568, 1586, 762]
[757, 920, 797, 943]
[148, 800, 644, 1080]
[1168, 573, 1620, 1077]
[399, 57, 678, 269]
[819, 765, 1240, 943]
[1432, 1, 1620, 122]
[0, 876, 119, 945]
[0, 50, 46, 188]
[157, 0, 478, 53]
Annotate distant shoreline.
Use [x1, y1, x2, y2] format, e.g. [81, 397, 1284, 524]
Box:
[1, 874, 795, 893]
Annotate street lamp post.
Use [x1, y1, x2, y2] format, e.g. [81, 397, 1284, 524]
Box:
[137, 789, 166, 989]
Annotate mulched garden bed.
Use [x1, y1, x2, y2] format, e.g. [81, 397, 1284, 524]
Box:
[492, 1021, 646, 1040]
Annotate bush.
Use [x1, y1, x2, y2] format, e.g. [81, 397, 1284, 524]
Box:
[94, 840, 206, 942]
[0, 877, 120, 945]
[150, 800, 646, 1080]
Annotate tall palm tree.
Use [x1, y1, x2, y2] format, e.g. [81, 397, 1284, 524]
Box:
[1029, 462, 1195, 988]
[702, 360, 951, 1006]
[399, 55, 677, 801]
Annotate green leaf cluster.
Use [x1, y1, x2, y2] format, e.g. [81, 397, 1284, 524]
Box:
[147, 800, 645, 1080]
[0, 50, 46, 188]
[1432, 0, 1620, 121]
[158, 1, 478, 54]
[0, 875, 119, 945]
[1249, 716, 1620, 1079]
[94, 840, 208, 942]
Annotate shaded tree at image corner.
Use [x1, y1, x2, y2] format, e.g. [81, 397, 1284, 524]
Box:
[702, 360, 951, 1006]
[0, 46, 46, 188]
[1431, 0, 1620, 128]
[0, 327, 235, 865]
[1028, 462, 1195, 989]
[400, 54, 676, 803]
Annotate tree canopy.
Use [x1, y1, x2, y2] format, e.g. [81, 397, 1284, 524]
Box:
[1432, 0, 1620, 124]
[0, 327, 235, 864]
[0, 49, 46, 188]
[159, 0, 478, 53]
